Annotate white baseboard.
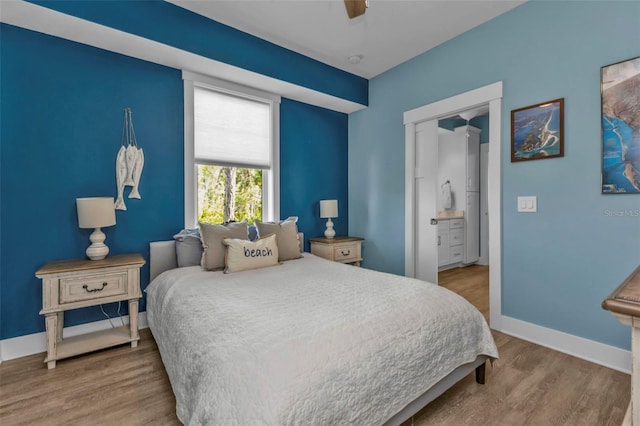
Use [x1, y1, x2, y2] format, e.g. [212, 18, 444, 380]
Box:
[0, 312, 148, 363]
[500, 315, 631, 374]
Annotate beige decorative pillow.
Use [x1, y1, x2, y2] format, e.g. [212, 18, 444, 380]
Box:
[255, 217, 302, 261]
[222, 234, 280, 273]
[199, 221, 249, 271]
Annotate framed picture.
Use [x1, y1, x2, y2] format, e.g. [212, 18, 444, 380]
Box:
[601, 56, 640, 194]
[511, 98, 564, 162]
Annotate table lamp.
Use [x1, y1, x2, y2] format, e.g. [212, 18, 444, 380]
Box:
[320, 199, 338, 239]
[76, 197, 116, 260]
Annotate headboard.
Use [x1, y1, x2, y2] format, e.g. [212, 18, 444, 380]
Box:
[150, 232, 304, 281]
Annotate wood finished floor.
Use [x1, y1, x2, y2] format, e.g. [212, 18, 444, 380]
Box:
[0, 265, 630, 425]
[439, 264, 490, 322]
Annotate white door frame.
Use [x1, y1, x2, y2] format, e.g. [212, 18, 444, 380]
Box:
[479, 143, 490, 266]
[403, 81, 503, 329]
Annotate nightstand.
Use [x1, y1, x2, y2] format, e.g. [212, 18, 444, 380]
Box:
[36, 253, 145, 369]
[309, 236, 364, 266]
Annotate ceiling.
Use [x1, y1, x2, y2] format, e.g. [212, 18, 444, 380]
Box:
[169, 0, 525, 79]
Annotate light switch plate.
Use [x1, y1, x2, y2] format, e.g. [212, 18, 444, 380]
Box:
[517, 196, 537, 212]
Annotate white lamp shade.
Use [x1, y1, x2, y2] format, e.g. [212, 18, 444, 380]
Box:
[320, 200, 338, 218]
[76, 197, 116, 229]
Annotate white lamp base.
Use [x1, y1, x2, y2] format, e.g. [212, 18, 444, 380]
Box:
[324, 218, 336, 239]
[86, 227, 110, 260]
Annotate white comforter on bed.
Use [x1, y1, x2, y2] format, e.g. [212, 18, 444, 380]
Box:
[146, 254, 498, 426]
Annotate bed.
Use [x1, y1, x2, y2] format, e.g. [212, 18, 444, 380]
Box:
[146, 237, 498, 425]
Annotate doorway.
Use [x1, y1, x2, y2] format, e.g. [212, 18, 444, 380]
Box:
[435, 111, 489, 319]
[479, 143, 490, 266]
[403, 82, 503, 329]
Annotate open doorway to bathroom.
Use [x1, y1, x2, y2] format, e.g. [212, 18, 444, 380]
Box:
[436, 109, 490, 322]
[403, 81, 502, 329]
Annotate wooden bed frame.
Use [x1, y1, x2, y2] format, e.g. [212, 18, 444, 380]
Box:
[148, 239, 488, 425]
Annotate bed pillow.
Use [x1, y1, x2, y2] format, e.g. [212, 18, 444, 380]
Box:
[222, 234, 280, 273]
[199, 221, 249, 271]
[255, 216, 302, 261]
[248, 224, 258, 241]
[173, 228, 203, 267]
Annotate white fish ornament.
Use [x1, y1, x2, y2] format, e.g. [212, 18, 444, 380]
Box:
[115, 145, 128, 211]
[129, 147, 144, 199]
[124, 144, 137, 186]
[115, 107, 144, 207]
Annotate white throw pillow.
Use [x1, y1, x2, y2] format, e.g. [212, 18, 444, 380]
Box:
[199, 221, 249, 271]
[255, 216, 302, 261]
[222, 234, 280, 273]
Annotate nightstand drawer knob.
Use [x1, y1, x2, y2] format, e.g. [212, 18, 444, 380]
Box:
[340, 249, 351, 256]
[83, 282, 108, 293]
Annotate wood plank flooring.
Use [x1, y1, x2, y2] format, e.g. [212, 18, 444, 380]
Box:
[0, 330, 180, 426]
[419, 265, 630, 425]
[439, 264, 489, 322]
[0, 265, 630, 425]
[411, 330, 629, 425]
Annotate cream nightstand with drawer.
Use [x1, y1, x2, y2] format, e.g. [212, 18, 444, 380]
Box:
[36, 253, 145, 369]
[309, 236, 364, 266]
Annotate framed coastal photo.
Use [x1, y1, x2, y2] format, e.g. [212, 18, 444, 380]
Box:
[511, 98, 564, 162]
[601, 56, 640, 194]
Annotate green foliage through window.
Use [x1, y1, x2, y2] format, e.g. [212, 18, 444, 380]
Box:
[197, 165, 262, 224]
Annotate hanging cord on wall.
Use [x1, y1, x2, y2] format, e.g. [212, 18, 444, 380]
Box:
[125, 108, 138, 148]
[120, 107, 138, 148]
[100, 303, 116, 328]
[100, 301, 126, 328]
[117, 301, 125, 327]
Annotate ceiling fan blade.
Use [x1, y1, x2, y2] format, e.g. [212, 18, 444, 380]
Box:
[344, 0, 367, 19]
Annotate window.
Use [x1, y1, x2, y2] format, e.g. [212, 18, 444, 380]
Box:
[183, 72, 280, 228]
[197, 165, 262, 224]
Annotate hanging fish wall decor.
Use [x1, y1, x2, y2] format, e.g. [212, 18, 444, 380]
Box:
[129, 148, 144, 199]
[115, 145, 128, 210]
[115, 108, 144, 210]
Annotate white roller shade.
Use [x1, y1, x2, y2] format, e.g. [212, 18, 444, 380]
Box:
[194, 85, 271, 169]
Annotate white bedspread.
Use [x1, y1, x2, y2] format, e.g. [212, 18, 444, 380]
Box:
[146, 254, 498, 425]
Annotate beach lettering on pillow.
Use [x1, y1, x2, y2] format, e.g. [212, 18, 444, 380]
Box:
[222, 234, 280, 273]
[244, 245, 274, 258]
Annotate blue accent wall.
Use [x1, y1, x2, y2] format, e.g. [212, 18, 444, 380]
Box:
[437, 116, 488, 143]
[280, 99, 349, 249]
[1, 24, 351, 339]
[0, 24, 184, 339]
[471, 115, 489, 144]
[348, 1, 640, 350]
[28, 0, 368, 107]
